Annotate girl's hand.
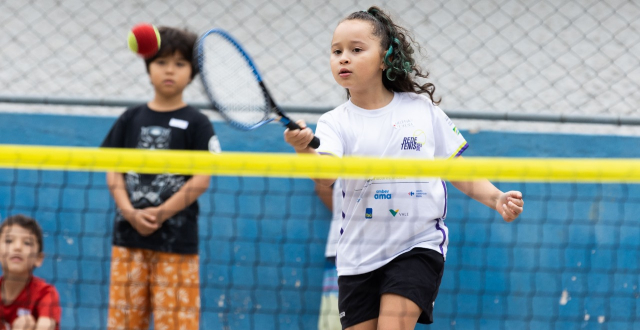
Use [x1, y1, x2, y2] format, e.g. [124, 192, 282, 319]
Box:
[284, 120, 314, 152]
[497, 191, 524, 222]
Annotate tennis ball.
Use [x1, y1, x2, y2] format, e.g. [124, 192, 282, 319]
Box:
[127, 23, 161, 59]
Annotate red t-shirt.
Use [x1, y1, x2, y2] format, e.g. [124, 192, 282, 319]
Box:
[0, 276, 61, 330]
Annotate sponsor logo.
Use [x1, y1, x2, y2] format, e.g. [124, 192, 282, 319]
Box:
[389, 209, 409, 217]
[408, 190, 427, 197]
[374, 189, 392, 199]
[339, 311, 345, 318]
[365, 208, 373, 219]
[393, 119, 414, 128]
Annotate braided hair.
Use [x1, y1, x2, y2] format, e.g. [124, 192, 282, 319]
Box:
[342, 6, 440, 105]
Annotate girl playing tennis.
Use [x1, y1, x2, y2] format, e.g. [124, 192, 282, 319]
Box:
[284, 6, 524, 330]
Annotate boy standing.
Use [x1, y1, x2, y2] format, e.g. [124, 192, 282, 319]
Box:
[102, 26, 220, 330]
[0, 214, 61, 330]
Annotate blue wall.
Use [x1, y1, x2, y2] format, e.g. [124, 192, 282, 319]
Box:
[0, 112, 639, 330]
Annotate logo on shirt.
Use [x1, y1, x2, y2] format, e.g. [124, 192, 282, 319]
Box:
[138, 126, 171, 149]
[393, 119, 414, 128]
[400, 137, 422, 151]
[453, 126, 460, 135]
[374, 189, 392, 199]
[400, 130, 427, 151]
[389, 209, 409, 217]
[208, 136, 222, 153]
[365, 208, 373, 219]
[408, 190, 427, 197]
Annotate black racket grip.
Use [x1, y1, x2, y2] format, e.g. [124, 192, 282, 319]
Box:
[285, 120, 321, 149]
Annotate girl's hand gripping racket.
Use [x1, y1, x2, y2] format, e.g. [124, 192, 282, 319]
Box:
[195, 28, 320, 149]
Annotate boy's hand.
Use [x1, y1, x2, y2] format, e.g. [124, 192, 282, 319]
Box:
[123, 209, 159, 236]
[143, 206, 170, 225]
[496, 191, 524, 222]
[12, 314, 35, 330]
[284, 120, 314, 152]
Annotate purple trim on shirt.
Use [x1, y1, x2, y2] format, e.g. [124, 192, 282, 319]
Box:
[455, 142, 469, 157]
[435, 218, 447, 255]
[318, 152, 334, 156]
[341, 211, 345, 219]
[441, 180, 448, 218]
[340, 228, 344, 235]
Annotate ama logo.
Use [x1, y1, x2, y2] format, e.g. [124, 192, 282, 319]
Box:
[374, 189, 392, 199]
[365, 208, 373, 219]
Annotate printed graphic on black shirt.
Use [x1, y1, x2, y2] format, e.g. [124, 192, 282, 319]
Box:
[126, 173, 186, 208]
[137, 126, 171, 149]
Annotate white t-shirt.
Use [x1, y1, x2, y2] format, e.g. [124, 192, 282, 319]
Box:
[324, 179, 342, 258]
[315, 92, 468, 276]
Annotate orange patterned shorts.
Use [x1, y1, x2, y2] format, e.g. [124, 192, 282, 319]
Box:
[107, 246, 200, 330]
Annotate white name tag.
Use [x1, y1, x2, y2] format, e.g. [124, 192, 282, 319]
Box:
[169, 118, 189, 130]
[17, 308, 31, 316]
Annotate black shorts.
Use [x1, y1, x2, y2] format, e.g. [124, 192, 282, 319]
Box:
[337, 248, 445, 329]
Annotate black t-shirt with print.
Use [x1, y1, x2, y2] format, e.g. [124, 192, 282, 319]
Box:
[101, 104, 218, 254]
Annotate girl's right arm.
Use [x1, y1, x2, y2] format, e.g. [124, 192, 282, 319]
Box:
[283, 120, 336, 187]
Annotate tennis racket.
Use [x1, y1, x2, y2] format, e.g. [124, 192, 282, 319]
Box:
[195, 28, 320, 149]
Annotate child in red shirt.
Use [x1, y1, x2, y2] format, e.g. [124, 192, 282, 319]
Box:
[0, 214, 61, 330]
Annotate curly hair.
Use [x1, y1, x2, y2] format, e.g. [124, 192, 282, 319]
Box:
[341, 6, 440, 104]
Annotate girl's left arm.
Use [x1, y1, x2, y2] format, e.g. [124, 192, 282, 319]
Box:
[449, 178, 524, 222]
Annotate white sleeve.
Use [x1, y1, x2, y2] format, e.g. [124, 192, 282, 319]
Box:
[315, 112, 344, 157]
[431, 105, 468, 158]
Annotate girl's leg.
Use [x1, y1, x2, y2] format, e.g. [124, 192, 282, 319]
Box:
[377, 293, 422, 330]
[345, 318, 377, 330]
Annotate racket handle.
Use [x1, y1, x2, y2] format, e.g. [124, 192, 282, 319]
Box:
[308, 136, 321, 149]
[284, 120, 321, 149]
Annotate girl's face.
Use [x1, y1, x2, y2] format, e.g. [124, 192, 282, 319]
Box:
[330, 20, 386, 94]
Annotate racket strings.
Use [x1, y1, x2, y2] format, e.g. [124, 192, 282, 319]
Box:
[200, 35, 269, 127]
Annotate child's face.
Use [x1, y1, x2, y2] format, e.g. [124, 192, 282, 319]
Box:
[0, 225, 43, 275]
[330, 20, 386, 94]
[148, 51, 193, 98]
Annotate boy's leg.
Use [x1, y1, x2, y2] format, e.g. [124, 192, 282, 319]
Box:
[108, 246, 152, 330]
[318, 257, 341, 330]
[150, 251, 200, 330]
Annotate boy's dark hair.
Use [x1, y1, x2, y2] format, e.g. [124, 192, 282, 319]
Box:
[144, 26, 199, 79]
[0, 214, 44, 253]
[343, 7, 440, 105]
